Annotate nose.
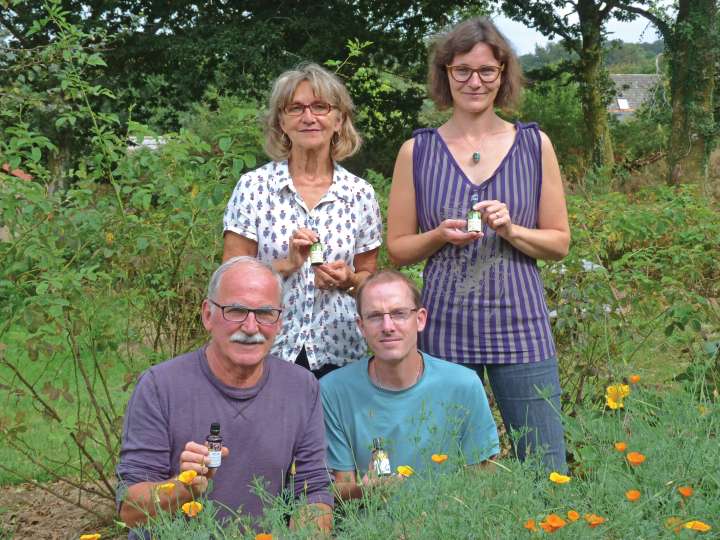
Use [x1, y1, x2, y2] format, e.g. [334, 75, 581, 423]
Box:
[467, 71, 484, 86]
[241, 312, 260, 333]
[380, 313, 397, 332]
[300, 106, 316, 122]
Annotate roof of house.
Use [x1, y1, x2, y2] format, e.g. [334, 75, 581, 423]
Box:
[608, 74, 661, 113]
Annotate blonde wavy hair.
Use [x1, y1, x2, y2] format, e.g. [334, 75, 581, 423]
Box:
[264, 63, 362, 162]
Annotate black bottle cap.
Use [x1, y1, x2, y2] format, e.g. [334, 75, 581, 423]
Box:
[372, 437, 384, 449]
[210, 422, 220, 434]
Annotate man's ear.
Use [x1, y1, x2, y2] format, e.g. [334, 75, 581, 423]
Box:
[201, 299, 213, 332]
[416, 307, 428, 333]
[356, 315, 367, 339]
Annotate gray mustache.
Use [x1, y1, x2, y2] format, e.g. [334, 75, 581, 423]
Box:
[230, 331, 266, 344]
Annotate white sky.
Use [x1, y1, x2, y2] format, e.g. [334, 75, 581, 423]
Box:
[493, 14, 664, 55]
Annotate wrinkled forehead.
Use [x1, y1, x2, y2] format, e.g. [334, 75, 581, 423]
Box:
[283, 78, 336, 106]
[361, 279, 415, 310]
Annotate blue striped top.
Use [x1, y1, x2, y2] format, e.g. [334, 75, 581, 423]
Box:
[413, 122, 556, 365]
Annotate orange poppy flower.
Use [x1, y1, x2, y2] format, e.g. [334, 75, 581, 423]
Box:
[626, 451, 646, 466]
[181, 501, 203, 517]
[80, 535, 101, 540]
[255, 534, 274, 540]
[629, 374, 641, 384]
[540, 514, 567, 533]
[156, 482, 176, 495]
[678, 486, 694, 498]
[523, 519, 537, 532]
[684, 521, 712, 532]
[625, 489, 641, 501]
[431, 453, 449, 464]
[584, 513, 605, 528]
[614, 441, 627, 452]
[567, 510, 580, 521]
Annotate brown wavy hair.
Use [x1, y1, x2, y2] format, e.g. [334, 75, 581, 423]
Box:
[428, 17, 524, 111]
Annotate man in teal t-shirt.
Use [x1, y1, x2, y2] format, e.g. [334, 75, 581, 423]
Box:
[320, 270, 499, 500]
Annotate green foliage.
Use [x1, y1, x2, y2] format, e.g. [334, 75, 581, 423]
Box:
[543, 185, 720, 409]
[129, 378, 719, 538]
[516, 74, 589, 179]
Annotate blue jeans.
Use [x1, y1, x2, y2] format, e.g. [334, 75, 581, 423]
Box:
[464, 357, 567, 472]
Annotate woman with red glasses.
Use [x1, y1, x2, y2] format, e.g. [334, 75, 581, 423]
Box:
[387, 18, 570, 471]
[223, 63, 382, 378]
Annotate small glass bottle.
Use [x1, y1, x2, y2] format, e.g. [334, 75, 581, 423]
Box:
[370, 437, 392, 477]
[467, 192, 482, 233]
[309, 233, 324, 265]
[206, 422, 222, 470]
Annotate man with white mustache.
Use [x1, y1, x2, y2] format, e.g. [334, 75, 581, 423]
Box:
[116, 256, 333, 535]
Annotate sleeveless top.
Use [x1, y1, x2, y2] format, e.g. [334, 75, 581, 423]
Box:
[413, 122, 556, 365]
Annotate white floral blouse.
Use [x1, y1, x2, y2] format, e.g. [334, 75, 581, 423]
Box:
[223, 160, 383, 369]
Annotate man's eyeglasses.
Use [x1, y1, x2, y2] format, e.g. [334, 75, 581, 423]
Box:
[362, 308, 418, 326]
[208, 299, 282, 325]
[446, 64, 504, 83]
[283, 101, 335, 116]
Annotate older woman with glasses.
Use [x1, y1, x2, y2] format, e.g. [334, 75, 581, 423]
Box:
[223, 63, 382, 378]
[386, 18, 570, 471]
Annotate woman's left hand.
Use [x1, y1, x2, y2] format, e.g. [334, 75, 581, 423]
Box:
[475, 199, 514, 239]
[314, 261, 353, 291]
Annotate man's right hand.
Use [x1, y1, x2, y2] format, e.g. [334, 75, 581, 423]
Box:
[179, 441, 230, 497]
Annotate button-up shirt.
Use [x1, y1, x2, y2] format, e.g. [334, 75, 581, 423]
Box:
[223, 160, 383, 369]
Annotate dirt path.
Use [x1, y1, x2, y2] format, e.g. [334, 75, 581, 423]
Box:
[0, 481, 119, 539]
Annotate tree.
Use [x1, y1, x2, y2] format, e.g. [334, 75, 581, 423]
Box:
[621, 1, 718, 190]
[501, 1, 662, 172]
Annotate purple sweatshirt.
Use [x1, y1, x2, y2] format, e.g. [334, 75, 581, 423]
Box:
[116, 346, 333, 528]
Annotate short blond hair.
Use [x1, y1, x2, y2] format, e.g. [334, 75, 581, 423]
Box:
[264, 63, 362, 162]
[428, 17, 524, 111]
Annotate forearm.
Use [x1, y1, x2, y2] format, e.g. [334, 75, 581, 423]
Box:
[504, 226, 570, 261]
[119, 480, 194, 527]
[290, 502, 333, 533]
[332, 479, 366, 500]
[388, 229, 446, 267]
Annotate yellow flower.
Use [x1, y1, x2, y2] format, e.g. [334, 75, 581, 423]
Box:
[626, 452, 646, 466]
[549, 471, 571, 484]
[431, 453, 448, 464]
[625, 489, 641, 501]
[80, 535, 101, 540]
[567, 510, 580, 521]
[396, 465, 414, 477]
[181, 501, 203, 517]
[614, 441, 628, 452]
[606, 384, 630, 409]
[584, 513, 605, 528]
[104, 232, 114, 245]
[684, 521, 712, 532]
[156, 482, 175, 495]
[190, 184, 199, 199]
[629, 374, 641, 384]
[255, 534, 274, 540]
[523, 518, 537, 532]
[678, 485, 694, 498]
[290, 460, 296, 476]
[177, 470, 197, 485]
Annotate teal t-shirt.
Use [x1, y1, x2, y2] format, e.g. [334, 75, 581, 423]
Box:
[320, 353, 500, 474]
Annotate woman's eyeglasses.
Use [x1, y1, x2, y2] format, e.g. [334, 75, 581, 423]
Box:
[446, 64, 504, 83]
[283, 102, 335, 116]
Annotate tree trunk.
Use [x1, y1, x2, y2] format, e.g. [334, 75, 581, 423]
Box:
[577, 0, 614, 171]
[667, 0, 717, 192]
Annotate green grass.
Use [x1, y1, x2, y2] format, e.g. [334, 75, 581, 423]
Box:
[124, 371, 719, 539]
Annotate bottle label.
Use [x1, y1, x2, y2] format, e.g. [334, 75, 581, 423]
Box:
[208, 449, 222, 468]
[467, 210, 482, 233]
[310, 242, 324, 264]
[374, 453, 391, 476]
